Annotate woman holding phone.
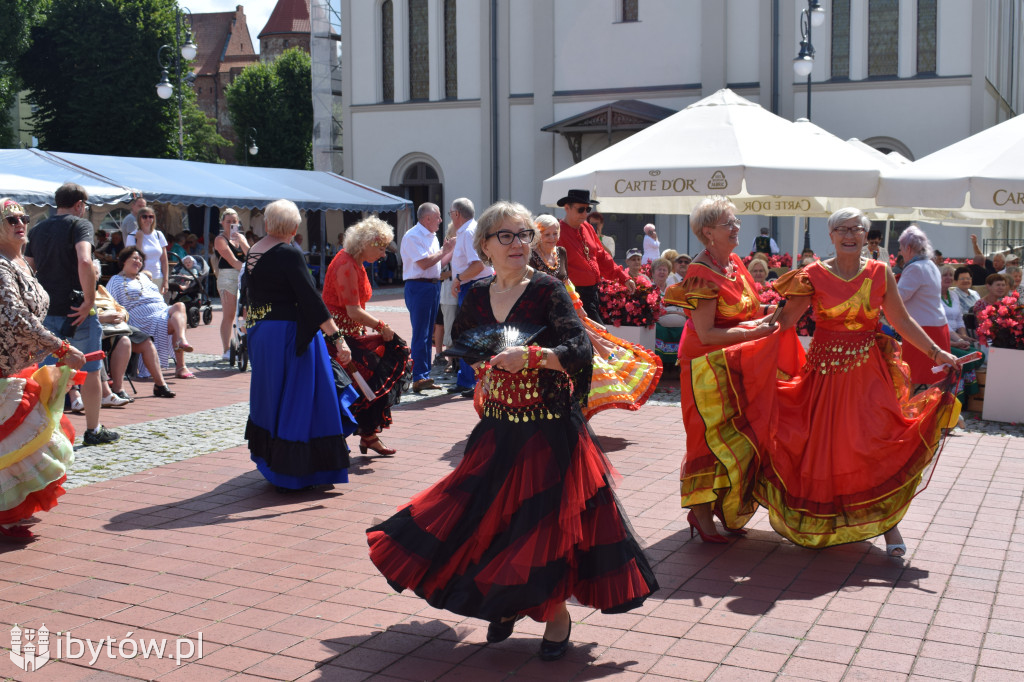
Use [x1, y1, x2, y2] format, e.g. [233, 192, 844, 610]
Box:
[214, 209, 249, 361]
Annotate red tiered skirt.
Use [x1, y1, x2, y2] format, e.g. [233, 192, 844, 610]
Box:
[367, 407, 658, 622]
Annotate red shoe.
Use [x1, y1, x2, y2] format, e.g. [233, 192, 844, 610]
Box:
[359, 435, 396, 456]
[714, 508, 748, 536]
[687, 509, 727, 544]
[0, 525, 36, 543]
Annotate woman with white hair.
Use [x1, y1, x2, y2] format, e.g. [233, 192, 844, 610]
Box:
[322, 216, 410, 456]
[243, 200, 357, 492]
[896, 225, 949, 387]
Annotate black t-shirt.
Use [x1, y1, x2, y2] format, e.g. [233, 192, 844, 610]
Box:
[24, 214, 94, 316]
[967, 260, 995, 286]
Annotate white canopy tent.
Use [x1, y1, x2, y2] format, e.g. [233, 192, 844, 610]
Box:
[540, 89, 886, 218]
[876, 113, 1024, 221]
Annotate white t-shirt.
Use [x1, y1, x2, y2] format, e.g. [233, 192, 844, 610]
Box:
[127, 229, 169, 281]
[451, 219, 494, 283]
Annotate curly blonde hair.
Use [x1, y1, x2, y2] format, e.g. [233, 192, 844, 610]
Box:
[343, 216, 394, 258]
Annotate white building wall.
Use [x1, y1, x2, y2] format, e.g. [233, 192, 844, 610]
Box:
[508, 0, 534, 95]
[725, 0, 762, 85]
[457, 0, 482, 100]
[937, 0, 975, 75]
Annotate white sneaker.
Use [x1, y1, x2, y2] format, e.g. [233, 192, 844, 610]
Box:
[222, 351, 232, 361]
[70, 397, 84, 412]
[101, 393, 131, 408]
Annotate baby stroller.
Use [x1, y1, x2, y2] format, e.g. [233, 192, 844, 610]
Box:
[168, 254, 214, 328]
[228, 278, 248, 372]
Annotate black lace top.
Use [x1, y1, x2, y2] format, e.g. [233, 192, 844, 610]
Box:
[242, 243, 331, 356]
[529, 247, 568, 283]
[452, 270, 592, 412]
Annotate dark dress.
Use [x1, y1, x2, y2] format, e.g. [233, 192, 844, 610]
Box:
[367, 272, 658, 623]
[243, 243, 357, 489]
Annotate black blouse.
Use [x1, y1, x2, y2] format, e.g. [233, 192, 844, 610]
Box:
[452, 270, 592, 411]
[243, 243, 330, 356]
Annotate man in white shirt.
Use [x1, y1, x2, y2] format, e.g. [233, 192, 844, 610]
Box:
[449, 198, 493, 397]
[400, 202, 455, 392]
[641, 224, 660, 264]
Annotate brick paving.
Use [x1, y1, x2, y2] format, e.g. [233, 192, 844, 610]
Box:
[2, 288, 1023, 680]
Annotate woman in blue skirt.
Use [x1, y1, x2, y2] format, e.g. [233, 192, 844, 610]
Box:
[243, 199, 357, 492]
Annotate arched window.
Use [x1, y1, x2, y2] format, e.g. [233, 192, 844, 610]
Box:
[382, 0, 394, 102]
[409, 0, 429, 100]
[444, 0, 457, 99]
[868, 0, 899, 77]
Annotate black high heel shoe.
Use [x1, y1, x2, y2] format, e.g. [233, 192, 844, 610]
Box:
[713, 508, 747, 535]
[153, 384, 176, 398]
[687, 509, 727, 544]
[539, 622, 571, 661]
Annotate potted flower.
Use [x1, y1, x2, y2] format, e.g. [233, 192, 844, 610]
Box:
[976, 290, 1024, 423]
[598, 269, 664, 350]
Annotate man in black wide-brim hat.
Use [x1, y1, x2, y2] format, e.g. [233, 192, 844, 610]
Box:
[555, 189, 635, 323]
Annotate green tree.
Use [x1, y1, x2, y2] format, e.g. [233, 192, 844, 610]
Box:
[0, 0, 46, 147]
[19, 0, 226, 159]
[225, 48, 312, 170]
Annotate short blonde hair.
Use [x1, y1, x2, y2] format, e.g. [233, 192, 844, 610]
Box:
[747, 259, 769, 276]
[473, 201, 533, 266]
[221, 208, 238, 220]
[343, 215, 394, 258]
[690, 196, 736, 246]
[263, 199, 301, 238]
[661, 249, 679, 262]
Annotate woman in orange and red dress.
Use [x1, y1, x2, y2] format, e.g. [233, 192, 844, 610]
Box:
[665, 196, 802, 543]
[529, 214, 661, 419]
[322, 217, 411, 456]
[693, 208, 960, 557]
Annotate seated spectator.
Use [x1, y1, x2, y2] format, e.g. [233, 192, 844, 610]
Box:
[967, 233, 1005, 285]
[106, 246, 195, 381]
[185, 232, 200, 256]
[747, 257, 770, 285]
[94, 263, 175, 400]
[667, 253, 691, 286]
[651, 257, 672, 295]
[625, 248, 644, 280]
[951, 265, 981, 333]
[169, 232, 188, 265]
[974, 273, 1011, 316]
[661, 249, 678, 263]
[1006, 264, 1023, 294]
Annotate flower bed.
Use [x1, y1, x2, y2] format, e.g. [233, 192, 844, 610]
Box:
[598, 271, 664, 328]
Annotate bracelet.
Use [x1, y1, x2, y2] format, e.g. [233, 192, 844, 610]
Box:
[928, 344, 940, 360]
[53, 339, 70, 359]
[325, 330, 344, 343]
[526, 345, 540, 369]
[374, 320, 386, 332]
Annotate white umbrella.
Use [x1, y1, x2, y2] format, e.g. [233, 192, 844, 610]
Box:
[876, 113, 1024, 219]
[540, 89, 884, 217]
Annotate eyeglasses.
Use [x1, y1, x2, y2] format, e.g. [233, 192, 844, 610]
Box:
[488, 229, 536, 246]
[572, 206, 588, 214]
[5, 215, 27, 225]
[675, 258, 691, 264]
[715, 218, 741, 229]
[831, 225, 866, 236]
[140, 215, 155, 221]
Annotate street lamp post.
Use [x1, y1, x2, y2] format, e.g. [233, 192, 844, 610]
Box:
[245, 127, 258, 166]
[793, 0, 825, 251]
[156, 7, 197, 160]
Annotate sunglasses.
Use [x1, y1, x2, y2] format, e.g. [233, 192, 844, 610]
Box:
[5, 215, 27, 225]
[573, 206, 589, 214]
[140, 215, 156, 220]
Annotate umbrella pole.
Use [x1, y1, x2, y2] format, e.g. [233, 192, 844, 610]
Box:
[884, 219, 891, 254]
[792, 216, 802, 263]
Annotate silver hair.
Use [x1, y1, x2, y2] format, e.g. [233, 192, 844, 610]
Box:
[897, 224, 934, 260]
[343, 215, 394, 258]
[451, 197, 475, 219]
[416, 202, 440, 222]
[939, 263, 957, 277]
[826, 207, 871, 232]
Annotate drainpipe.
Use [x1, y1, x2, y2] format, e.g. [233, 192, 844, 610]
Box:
[490, 0, 499, 202]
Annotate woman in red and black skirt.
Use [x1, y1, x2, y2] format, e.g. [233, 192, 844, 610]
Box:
[367, 201, 658, 661]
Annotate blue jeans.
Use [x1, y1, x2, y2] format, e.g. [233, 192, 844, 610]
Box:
[42, 314, 103, 372]
[456, 286, 476, 389]
[404, 280, 440, 381]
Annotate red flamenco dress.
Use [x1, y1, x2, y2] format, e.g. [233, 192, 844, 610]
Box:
[322, 249, 411, 438]
[695, 260, 958, 548]
[367, 272, 658, 623]
[666, 253, 804, 530]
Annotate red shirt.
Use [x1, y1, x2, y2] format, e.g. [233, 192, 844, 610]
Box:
[557, 220, 631, 287]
